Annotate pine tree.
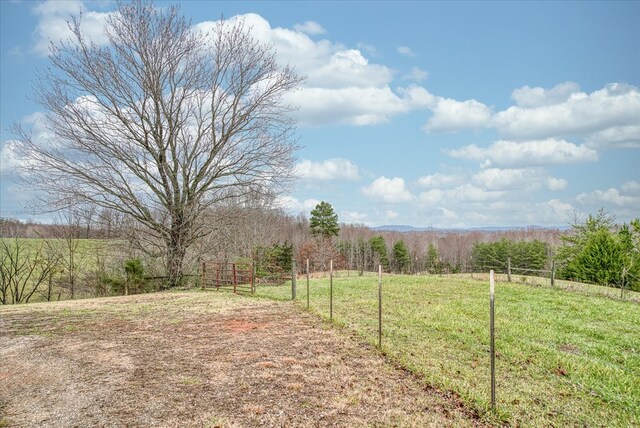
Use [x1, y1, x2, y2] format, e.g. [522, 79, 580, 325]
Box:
[426, 243, 441, 274]
[556, 209, 640, 290]
[369, 236, 390, 272]
[392, 240, 410, 274]
[309, 201, 340, 239]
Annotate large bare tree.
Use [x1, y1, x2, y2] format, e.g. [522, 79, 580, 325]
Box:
[15, 1, 304, 286]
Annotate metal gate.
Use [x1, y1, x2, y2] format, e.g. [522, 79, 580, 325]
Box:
[200, 262, 254, 294]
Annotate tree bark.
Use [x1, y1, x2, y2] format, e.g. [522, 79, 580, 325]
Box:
[166, 220, 187, 288]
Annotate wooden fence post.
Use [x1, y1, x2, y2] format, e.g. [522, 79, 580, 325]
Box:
[251, 261, 256, 294]
[507, 257, 512, 282]
[292, 260, 297, 300]
[201, 261, 206, 290]
[551, 259, 556, 287]
[233, 263, 237, 293]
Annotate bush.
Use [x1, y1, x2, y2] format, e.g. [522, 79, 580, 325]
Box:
[100, 258, 149, 295]
[472, 239, 548, 273]
[557, 210, 640, 291]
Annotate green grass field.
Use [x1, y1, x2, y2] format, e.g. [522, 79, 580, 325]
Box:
[255, 274, 640, 427]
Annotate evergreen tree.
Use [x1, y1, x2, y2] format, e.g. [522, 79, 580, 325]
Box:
[392, 240, 411, 274]
[556, 209, 640, 291]
[426, 243, 441, 274]
[309, 201, 340, 239]
[274, 241, 294, 272]
[369, 235, 390, 271]
[472, 239, 548, 273]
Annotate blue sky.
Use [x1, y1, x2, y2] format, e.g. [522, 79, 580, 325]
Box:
[1, 1, 639, 227]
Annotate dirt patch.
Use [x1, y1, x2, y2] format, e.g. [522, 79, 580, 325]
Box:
[0, 292, 486, 427]
[224, 319, 270, 333]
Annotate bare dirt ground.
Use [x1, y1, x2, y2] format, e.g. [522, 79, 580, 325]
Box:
[0, 291, 486, 427]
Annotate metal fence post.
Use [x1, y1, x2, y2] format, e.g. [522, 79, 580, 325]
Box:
[330, 259, 333, 321]
[292, 260, 297, 300]
[378, 264, 382, 348]
[306, 258, 310, 310]
[490, 269, 496, 413]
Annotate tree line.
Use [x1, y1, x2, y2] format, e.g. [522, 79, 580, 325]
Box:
[2, 202, 638, 304]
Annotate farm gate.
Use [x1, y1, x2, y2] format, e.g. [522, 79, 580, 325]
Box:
[200, 262, 254, 294]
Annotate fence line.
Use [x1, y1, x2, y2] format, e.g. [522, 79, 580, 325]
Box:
[291, 259, 503, 414]
[280, 258, 639, 418]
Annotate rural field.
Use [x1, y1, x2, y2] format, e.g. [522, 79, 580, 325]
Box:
[256, 274, 640, 427]
[0, 291, 486, 428]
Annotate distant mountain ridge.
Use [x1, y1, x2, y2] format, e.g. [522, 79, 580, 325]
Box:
[371, 224, 569, 232]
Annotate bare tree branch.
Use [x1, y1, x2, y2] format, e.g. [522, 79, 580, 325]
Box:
[14, 1, 304, 286]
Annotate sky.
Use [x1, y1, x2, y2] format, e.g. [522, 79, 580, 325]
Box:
[1, 0, 639, 228]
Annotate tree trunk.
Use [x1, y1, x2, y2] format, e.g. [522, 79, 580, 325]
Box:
[166, 224, 187, 288]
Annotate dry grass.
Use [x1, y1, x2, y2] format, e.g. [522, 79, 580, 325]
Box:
[0, 291, 485, 427]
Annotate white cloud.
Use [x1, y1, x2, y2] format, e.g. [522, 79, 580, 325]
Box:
[293, 21, 326, 35]
[343, 211, 368, 223]
[1, 112, 54, 176]
[447, 138, 598, 167]
[576, 188, 638, 208]
[413, 194, 578, 227]
[493, 83, 640, 140]
[295, 158, 359, 181]
[307, 49, 393, 89]
[420, 82, 640, 143]
[195, 14, 437, 127]
[397, 46, 416, 57]
[511, 82, 581, 108]
[417, 173, 464, 188]
[527, 199, 576, 223]
[622, 180, 640, 194]
[585, 125, 640, 149]
[546, 177, 568, 191]
[418, 188, 444, 205]
[275, 196, 321, 214]
[447, 184, 506, 203]
[287, 85, 435, 126]
[473, 168, 535, 191]
[362, 177, 414, 203]
[574, 184, 640, 220]
[438, 207, 459, 221]
[0, 140, 21, 175]
[196, 14, 332, 72]
[32, 0, 111, 55]
[419, 184, 506, 207]
[385, 210, 399, 220]
[423, 98, 493, 133]
[472, 168, 567, 192]
[403, 66, 429, 82]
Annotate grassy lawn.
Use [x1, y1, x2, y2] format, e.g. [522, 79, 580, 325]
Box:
[255, 274, 640, 427]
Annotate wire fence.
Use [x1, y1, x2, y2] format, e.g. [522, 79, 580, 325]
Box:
[272, 259, 639, 422]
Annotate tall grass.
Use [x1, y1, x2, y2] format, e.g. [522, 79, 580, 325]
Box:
[255, 274, 640, 427]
